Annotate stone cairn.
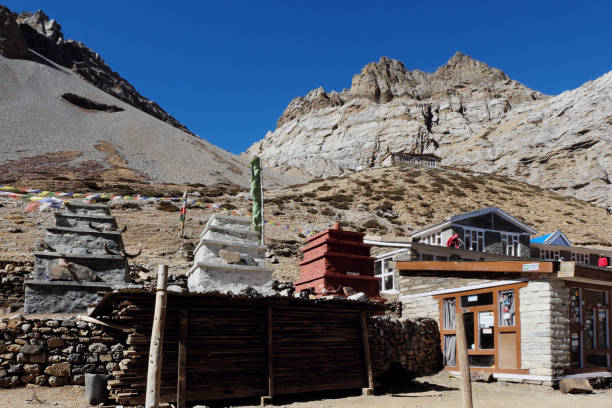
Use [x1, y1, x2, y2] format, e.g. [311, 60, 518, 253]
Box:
[25, 202, 133, 314]
[187, 214, 274, 294]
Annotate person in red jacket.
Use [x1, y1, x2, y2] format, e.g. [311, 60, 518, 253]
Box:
[598, 254, 609, 267]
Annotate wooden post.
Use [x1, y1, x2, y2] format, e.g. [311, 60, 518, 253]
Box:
[455, 311, 473, 408]
[145, 265, 168, 408]
[261, 306, 273, 407]
[176, 308, 188, 408]
[360, 312, 374, 396]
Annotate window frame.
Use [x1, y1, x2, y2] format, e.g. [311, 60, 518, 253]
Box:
[373, 257, 398, 294]
[501, 232, 521, 257]
[435, 282, 527, 374]
[463, 228, 485, 252]
[567, 284, 612, 372]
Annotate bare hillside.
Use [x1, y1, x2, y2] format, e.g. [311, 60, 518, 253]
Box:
[0, 167, 608, 283]
[0, 54, 301, 188]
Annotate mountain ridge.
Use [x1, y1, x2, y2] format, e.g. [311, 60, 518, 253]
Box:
[0, 6, 191, 134]
[247, 53, 611, 207]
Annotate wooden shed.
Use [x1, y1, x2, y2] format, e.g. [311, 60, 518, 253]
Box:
[90, 290, 383, 405]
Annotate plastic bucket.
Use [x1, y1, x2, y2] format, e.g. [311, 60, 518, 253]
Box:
[85, 373, 108, 405]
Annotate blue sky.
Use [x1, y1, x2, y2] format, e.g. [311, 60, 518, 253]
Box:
[4, 1, 612, 154]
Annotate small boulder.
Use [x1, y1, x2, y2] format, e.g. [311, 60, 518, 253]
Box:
[156, 201, 179, 212]
[44, 362, 70, 377]
[47, 337, 64, 348]
[219, 249, 242, 264]
[48, 376, 65, 387]
[348, 292, 369, 302]
[559, 378, 593, 394]
[88, 343, 108, 354]
[471, 370, 495, 383]
[20, 344, 44, 355]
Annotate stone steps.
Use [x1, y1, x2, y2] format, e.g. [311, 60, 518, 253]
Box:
[205, 214, 252, 232]
[200, 224, 260, 244]
[188, 214, 273, 295]
[26, 203, 131, 314]
[194, 239, 266, 267]
[54, 213, 118, 230]
[32, 252, 127, 285]
[65, 202, 110, 216]
[45, 226, 124, 256]
[187, 261, 274, 293]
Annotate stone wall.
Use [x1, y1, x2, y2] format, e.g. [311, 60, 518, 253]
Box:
[0, 315, 125, 388]
[368, 316, 442, 379]
[519, 279, 570, 384]
[0, 261, 32, 313]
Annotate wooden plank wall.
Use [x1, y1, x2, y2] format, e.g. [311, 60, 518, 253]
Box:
[105, 295, 371, 405]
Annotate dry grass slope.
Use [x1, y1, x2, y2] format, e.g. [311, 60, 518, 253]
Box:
[0, 166, 609, 283]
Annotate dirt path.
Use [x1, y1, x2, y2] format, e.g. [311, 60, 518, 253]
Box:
[0, 373, 610, 408]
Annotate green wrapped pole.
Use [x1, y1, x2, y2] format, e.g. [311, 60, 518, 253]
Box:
[250, 157, 264, 244]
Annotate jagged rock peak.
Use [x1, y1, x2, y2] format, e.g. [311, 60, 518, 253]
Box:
[275, 53, 541, 127]
[432, 51, 508, 84]
[0, 5, 28, 58]
[17, 10, 63, 44]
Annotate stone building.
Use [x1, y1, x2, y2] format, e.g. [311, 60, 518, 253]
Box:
[394, 250, 612, 384]
[369, 207, 536, 296]
[531, 229, 612, 266]
[380, 151, 441, 168]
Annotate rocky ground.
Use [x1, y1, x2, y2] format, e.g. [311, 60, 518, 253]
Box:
[0, 371, 610, 407]
[0, 166, 610, 290]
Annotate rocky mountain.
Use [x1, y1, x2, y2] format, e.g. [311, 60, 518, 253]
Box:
[247, 53, 611, 208]
[0, 6, 189, 133]
[0, 5, 301, 188]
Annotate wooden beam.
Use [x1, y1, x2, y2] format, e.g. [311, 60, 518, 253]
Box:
[455, 311, 473, 408]
[557, 261, 612, 285]
[396, 260, 554, 274]
[177, 308, 188, 408]
[360, 312, 374, 395]
[76, 314, 131, 331]
[145, 265, 168, 408]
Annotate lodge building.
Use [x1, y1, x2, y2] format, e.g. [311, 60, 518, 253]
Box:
[370, 207, 612, 385]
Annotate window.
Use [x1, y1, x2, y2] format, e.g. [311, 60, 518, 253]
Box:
[499, 290, 515, 326]
[569, 287, 611, 370]
[464, 228, 484, 252]
[571, 252, 588, 264]
[374, 257, 396, 292]
[437, 284, 523, 371]
[501, 233, 521, 257]
[540, 249, 559, 260]
[423, 232, 443, 246]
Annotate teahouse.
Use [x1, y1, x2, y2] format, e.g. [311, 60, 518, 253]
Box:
[380, 151, 441, 168]
[393, 209, 612, 385]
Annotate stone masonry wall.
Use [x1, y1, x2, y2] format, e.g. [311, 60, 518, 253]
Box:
[519, 279, 570, 384]
[0, 315, 125, 388]
[402, 295, 440, 321]
[368, 317, 442, 379]
[0, 261, 33, 313]
[399, 274, 500, 321]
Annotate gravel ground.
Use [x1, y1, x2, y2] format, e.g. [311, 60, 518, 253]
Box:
[0, 372, 610, 407]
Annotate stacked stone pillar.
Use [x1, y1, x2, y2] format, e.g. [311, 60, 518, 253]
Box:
[25, 203, 130, 314]
[187, 214, 273, 294]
